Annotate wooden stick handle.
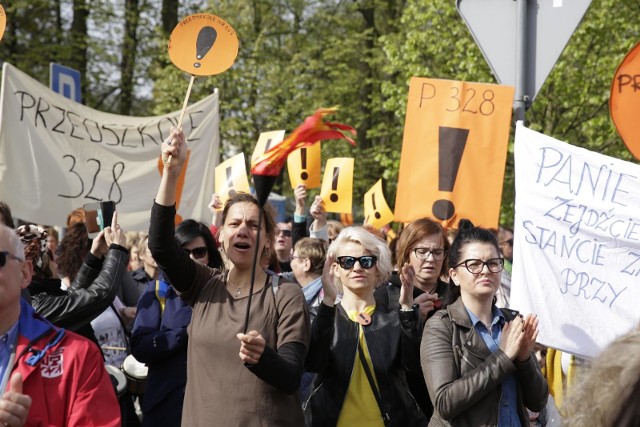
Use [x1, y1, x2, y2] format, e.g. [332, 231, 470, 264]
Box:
[166, 75, 196, 164]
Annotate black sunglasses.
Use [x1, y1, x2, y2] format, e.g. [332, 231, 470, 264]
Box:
[184, 246, 208, 259]
[278, 229, 292, 238]
[0, 251, 23, 267]
[336, 255, 377, 270]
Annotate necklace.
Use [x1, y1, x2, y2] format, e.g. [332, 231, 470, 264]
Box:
[226, 275, 244, 298]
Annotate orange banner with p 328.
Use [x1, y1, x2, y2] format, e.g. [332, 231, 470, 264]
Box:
[394, 77, 514, 229]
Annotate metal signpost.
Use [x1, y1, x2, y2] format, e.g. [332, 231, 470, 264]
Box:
[456, 0, 592, 123]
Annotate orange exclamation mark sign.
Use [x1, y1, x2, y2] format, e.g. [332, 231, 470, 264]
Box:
[432, 126, 468, 221]
[330, 167, 340, 202]
[158, 150, 191, 225]
[300, 148, 308, 181]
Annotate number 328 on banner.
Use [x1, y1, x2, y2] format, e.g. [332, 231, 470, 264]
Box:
[395, 77, 514, 228]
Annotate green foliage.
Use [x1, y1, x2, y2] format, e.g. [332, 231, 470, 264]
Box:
[2, 0, 638, 226]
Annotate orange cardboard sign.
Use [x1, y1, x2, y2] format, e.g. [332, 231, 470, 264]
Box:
[395, 77, 514, 228]
[287, 143, 321, 189]
[364, 179, 394, 229]
[0, 5, 6, 42]
[610, 42, 640, 160]
[215, 153, 250, 205]
[251, 130, 285, 168]
[168, 14, 239, 76]
[320, 158, 354, 214]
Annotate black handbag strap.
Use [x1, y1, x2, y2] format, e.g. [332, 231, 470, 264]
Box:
[357, 342, 391, 426]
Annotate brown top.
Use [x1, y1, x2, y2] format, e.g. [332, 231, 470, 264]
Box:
[180, 263, 309, 426]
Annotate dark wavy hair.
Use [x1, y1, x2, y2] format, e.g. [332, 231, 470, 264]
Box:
[57, 222, 91, 281]
[446, 219, 501, 304]
[175, 219, 223, 269]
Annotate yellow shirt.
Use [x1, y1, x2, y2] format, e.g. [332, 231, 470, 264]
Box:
[337, 305, 385, 427]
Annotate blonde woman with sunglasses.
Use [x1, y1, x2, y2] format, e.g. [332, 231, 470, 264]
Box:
[304, 226, 427, 427]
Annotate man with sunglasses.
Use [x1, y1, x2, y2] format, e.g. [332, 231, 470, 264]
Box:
[275, 220, 293, 272]
[0, 224, 120, 426]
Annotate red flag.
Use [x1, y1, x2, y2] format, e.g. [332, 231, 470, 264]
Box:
[251, 108, 356, 177]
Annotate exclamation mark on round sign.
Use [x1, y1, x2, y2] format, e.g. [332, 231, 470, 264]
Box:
[194, 26, 217, 68]
[432, 126, 469, 221]
[330, 167, 340, 202]
[300, 148, 308, 181]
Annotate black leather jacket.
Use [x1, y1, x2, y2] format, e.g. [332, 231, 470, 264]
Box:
[304, 302, 427, 427]
[29, 245, 128, 333]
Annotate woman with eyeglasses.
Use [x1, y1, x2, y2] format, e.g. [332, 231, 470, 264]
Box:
[130, 219, 223, 427]
[421, 219, 548, 427]
[305, 226, 427, 426]
[375, 218, 453, 421]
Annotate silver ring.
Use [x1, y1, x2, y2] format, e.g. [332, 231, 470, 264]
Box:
[164, 136, 173, 146]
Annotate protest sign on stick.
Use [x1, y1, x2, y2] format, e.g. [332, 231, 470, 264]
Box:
[0, 4, 6, 42]
[510, 124, 640, 359]
[610, 41, 640, 160]
[166, 13, 239, 161]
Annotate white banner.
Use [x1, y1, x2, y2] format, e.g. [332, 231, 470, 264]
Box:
[0, 63, 220, 231]
[511, 124, 640, 358]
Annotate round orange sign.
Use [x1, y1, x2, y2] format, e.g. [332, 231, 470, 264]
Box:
[0, 4, 7, 42]
[610, 42, 640, 160]
[168, 14, 239, 77]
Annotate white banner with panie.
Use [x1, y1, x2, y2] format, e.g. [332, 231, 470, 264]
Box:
[0, 62, 220, 231]
[511, 124, 640, 359]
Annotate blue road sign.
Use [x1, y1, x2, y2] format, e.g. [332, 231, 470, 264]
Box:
[49, 63, 82, 103]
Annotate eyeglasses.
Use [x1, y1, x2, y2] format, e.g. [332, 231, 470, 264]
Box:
[0, 251, 23, 267]
[413, 247, 446, 261]
[289, 254, 304, 261]
[454, 258, 504, 274]
[183, 246, 208, 259]
[278, 229, 292, 238]
[500, 239, 513, 246]
[336, 255, 377, 270]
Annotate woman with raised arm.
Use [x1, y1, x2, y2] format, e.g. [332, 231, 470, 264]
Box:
[374, 217, 452, 420]
[304, 226, 427, 427]
[421, 219, 548, 426]
[149, 127, 309, 426]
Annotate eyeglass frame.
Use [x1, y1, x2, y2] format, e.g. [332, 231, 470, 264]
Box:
[336, 255, 377, 270]
[0, 251, 24, 267]
[413, 247, 447, 261]
[454, 257, 504, 274]
[183, 246, 208, 260]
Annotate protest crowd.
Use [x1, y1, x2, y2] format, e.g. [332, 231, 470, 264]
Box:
[1, 5, 640, 426]
[1, 119, 639, 427]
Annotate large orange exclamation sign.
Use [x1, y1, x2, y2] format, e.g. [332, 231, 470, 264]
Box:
[432, 126, 468, 221]
[158, 150, 191, 225]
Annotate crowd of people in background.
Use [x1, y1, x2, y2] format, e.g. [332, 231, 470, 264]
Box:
[1, 124, 639, 427]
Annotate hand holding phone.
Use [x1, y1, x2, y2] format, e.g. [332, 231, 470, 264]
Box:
[84, 201, 116, 238]
[103, 211, 126, 247]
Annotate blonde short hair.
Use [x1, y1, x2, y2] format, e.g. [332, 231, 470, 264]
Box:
[327, 226, 392, 287]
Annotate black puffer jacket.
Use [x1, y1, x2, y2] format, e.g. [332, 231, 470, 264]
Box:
[304, 302, 427, 427]
[29, 244, 128, 335]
